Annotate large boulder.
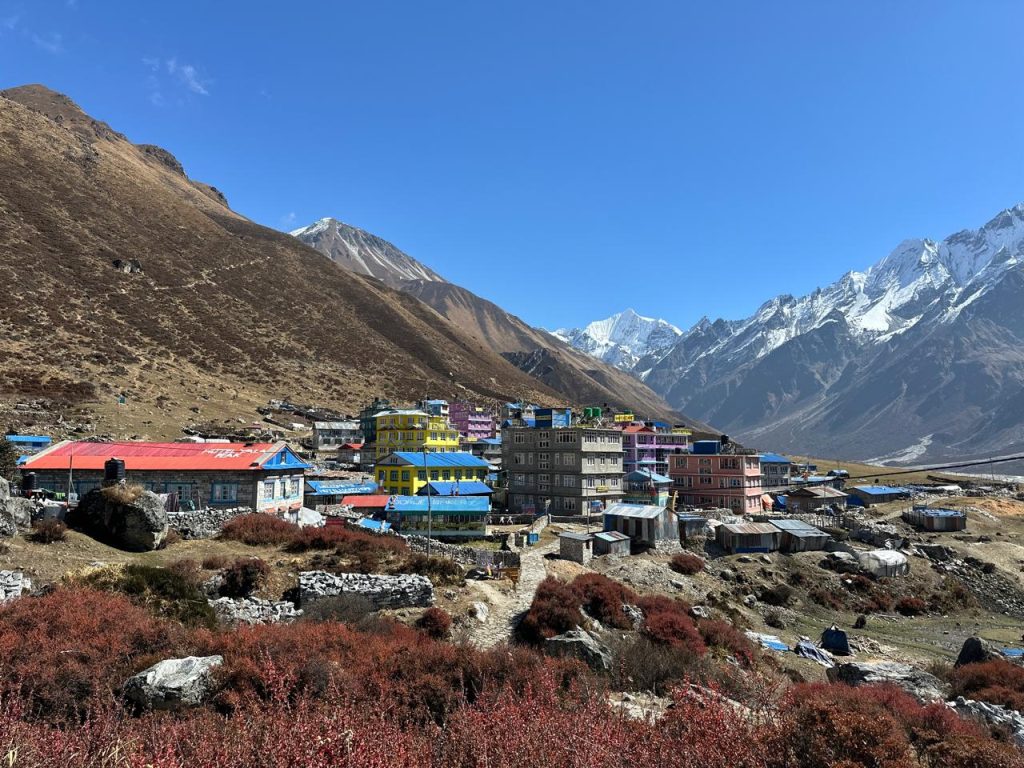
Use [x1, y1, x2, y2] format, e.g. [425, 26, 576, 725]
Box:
[827, 661, 947, 703]
[69, 486, 168, 551]
[122, 655, 223, 711]
[948, 697, 1024, 747]
[545, 628, 613, 672]
[955, 636, 997, 668]
[0, 478, 33, 537]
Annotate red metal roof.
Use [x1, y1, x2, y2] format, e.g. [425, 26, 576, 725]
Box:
[22, 441, 284, 471]
[340, 494, 391, 508]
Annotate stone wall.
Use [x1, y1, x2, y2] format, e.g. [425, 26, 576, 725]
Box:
[209, 596, 301, 624]
[403, 535, 521, 568]
[298, 571, 434, 609]
[0, 571, 30, 602]
[168, 507, 250, 539]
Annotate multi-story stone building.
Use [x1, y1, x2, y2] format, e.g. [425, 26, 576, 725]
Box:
[358, 398, 391, 445]
[759, 453, 792, 491]
[668, 440, 763, 513]
[502, 426, 624, 515]
[312, 421, 362, 452]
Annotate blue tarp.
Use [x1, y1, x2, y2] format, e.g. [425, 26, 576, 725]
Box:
[851, 485, 911, 495]
[1001, 648, 1024, 658]
[357, 518, 391, 532]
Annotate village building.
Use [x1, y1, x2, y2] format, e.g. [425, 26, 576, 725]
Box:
[339, 494, 391, 518]
[667, 440, 763, 513]
[419, 399, 450, 419]
[312, 421, 362, 452]
[374, 409, 460, 459]
[335, 443, 365, 468]
[416, 480, 493, 497]
[620, 422, 691, 476]
[622, 469, 672, 506]
[22, 440, 308, 513]
[5, 433, 51, 463]
[449, 400, 496, 439]
[784, 485, 848, 514]
[559, 532, 594, 564]
[358, 397, 391, 445]
[385, 495, 490, 538]
[375, 451, 489, 496]
[502, 425, 624, 515]
[759, 453, 792, 491]
[592, 530, 631, 556]
[602, 502, 676, 548]
[677, 513, 708, 542]
[769, 518, 832, 552]
[716, 522, 782, 554]
[465, 436, 502, 470]
[902, 505, 967, 532]
[303, 479, 378, 509]
[847, 484, 912, 506]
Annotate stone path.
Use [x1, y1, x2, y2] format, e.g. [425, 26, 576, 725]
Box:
[469, 539, 557, 648]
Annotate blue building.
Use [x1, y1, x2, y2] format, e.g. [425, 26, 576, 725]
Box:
[385, 494, 491, 538]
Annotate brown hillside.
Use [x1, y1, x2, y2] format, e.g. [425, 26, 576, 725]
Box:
[0, 85, 560, 438]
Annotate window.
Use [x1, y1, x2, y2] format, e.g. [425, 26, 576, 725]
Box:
[700, 476, 712, 485]
[378, 470, 386, 482]
[585, 477, 595, 488]
[557, 432, 575, 444]
[564, 498, 576, 511]
[442, 470, 451, 480]
[401, 471, 410, 482]
[390, 470, 399, 482]
[539, 474, 549, 484]
[289, 478, 300, 497]
[262, 481, 274, 500]
[563, 475, 576, 487]
[455, 470, 463, 480]
[514, 433, 525, 444]
[430, 470, 440, 481]
[417, 470, 427, 481]
[513, 473, 526, 485]
[538, 456, 549, 469]
[212, 483, 238, 503]
[610, 477, 619, 487]
[538, 431, 550, 448]
[587, 456, 595, 467]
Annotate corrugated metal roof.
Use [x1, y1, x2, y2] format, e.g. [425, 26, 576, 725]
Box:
[850, 485, 910, 495]
[380, 452, 489, 468]
[22, 440, 309, 472]
[604, 503, 666, 519]
[768, 518, 822, 533]
[4, 435, 50, 443]
[387, 496, 489, 513]
[721, 523, 780, 535]
[340, 494, 391, 507]
[915, 507, 965, 517]
[559, 532, 593, 542]
[306, 480, 378, 496]
[759, 453, 791, 464]
[418, 481, 493, 496]
[594, 531, 630, 542]
[313, 421, 357, 430]
[789, 486, 847, 498]
[624, 469, 671, 484]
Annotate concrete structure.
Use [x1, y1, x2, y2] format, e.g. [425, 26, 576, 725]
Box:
[668, 445, 763, 514]
[312, 421, 361, 452]
[335, 443, 364, 468]
[785, 485, 848, 514]
[677, 514, 708, 543]
[622, 469, 672, 506]
[22, 440, 308, 514]
[770, 518, 831, 552]
[303, 479, 377, 509]
[358, 398, 391, 445]
[848, 485, 912, 506]
[592, 530, 631, 556]
[465, 436, 502, 470]
[559, 532, 594, 564]
[759, 453, 792, 491]
[503, 426, 624, 515]
[449, 400, 495, 439]
[603, 502, 675, 548]
[419, 399, 450, 419]
[374, 409, 460, 459]
[385, 495, 490, 538]
[375, 451, 489, 496]
[620, 423, 690, 476]
[716, 522, 782, 554]
[902, 505, 967, 532]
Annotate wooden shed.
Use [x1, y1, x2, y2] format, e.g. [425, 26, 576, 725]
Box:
[769, 518, 831, 552]
[593, 530, 631, 556]
[901, 506, 967, 532]
[716, 522, 782, 554]
[603, 503, 676, 549]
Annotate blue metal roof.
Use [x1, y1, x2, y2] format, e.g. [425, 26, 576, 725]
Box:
[357, 518, 391, 532]
[850, 485, 910, 495]
[418, 481, 493, 496]
[387, 495, 490, 513]
[759, 453, 791, 464]
[262, 446, 311, 470]
[624, 469, 671, 484]
[306, 480, 378, 496]
[476, 437, 502, 445]
[384, 452, 489, 468]
[914, 507, 965, 518]
[4, 435, 51, 444]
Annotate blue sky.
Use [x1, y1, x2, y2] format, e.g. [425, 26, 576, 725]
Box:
[2, 1, 1023, 332]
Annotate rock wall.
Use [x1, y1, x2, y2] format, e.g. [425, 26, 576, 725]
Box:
[298, 571, 433, 609]
[209, 596, 301, 624]
[0, 571, 30, 602]
[168, 507, 249, 539]
[403, 535, 520, 568]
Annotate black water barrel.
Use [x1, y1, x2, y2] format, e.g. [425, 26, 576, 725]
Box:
[103, 458, 126, 486]
[22, 472, 36, 492]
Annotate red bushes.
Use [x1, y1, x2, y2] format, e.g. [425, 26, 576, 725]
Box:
[949, 659, 1024, 712]
[0, 588, 179, 720]
[220, 514, 298, 546]
[518, 577, 585, 644]
[895, 597, 927, 616]
[669, 553, 705, 575]
[417, 607, 452, 639]
[571, 572, 636, 629]
[697, 619, 757, 666]
[219, 557, 270, 598]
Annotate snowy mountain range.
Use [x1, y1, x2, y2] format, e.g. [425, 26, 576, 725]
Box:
[290, 217, 444, 288]
[553, 309, 682, 370]
[559, 204, 1024, 464]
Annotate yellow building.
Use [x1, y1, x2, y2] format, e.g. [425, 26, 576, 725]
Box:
[374, 409, 460, 459]
[375, 451, 490, 496]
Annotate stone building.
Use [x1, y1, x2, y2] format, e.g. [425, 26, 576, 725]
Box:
[22, 440, 309, 514]
[502, 426, 624, 515]
[312, 421, 361, 452]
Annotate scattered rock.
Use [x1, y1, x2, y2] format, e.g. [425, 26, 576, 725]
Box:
[955, 636, 997, 668]
[69, 487, 168, 551]
[690, 605, 711, 620]
[545, 628, 612, 672]
[168, 507, 248, 539]
[743, 594, 758, 607]
[0, 478, 33, 537]
[948, 697, 1024, 747]
[470, 602, 489, 623]
[298, 571, 433, 609]
[621, 603, 644, 629]
[122, 655, 223, 711]
[828, 661, 947, 703]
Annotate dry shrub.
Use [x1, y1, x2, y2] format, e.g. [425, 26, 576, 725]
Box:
[158, 528, 182, 549]
[895, 597, 927, 616]
[219, 558, 270, 598]
[201, 554, 231, 570]
[571, 572, 637, 629]
[399, 553, 464, 585]
[808, 585, 845, 611]
[220, 514, 298, 546]
[759, 583, 793, 607]
[669, 553, 705, 575]
[697, 619, 758, 666]
[299, 594, 375, 624]
[28, 519, 66, 544]
[100, 482, 144, 505]
[416, 607, 452, 639]
[75, 563, 217, 629]
[517, 577, 585, 644]
[949, 659, 1024, 712]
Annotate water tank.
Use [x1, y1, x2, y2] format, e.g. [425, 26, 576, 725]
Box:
[103, 457, 126, 486]
[720, 434, 730, 446]
[22, 472, 36, 493]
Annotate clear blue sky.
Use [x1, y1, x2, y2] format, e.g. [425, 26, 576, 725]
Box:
[3, 1, 1023, 331]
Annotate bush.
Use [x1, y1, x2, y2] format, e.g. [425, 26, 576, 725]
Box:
[809, 586, 845, 611]
[895, 596, 927, 616]
[759, 583, 793, 607]
[166, 558, 202, 585]
[697, 619, 757, 666]
[416, 607, 452, 639]
[75, 564, 218, 629]
[158, 528, 182, 549]
[100, 482, 145, 505]
[202, 553, 231, 570]
[637, 595, 705, 656]
[571, 573, 636, 629]
[28, 519, 66, 544]
[220, 514, 299, 546]
[398, 553, 464, 585]
[518, 577, 584, 644]
[949, 660, 1024, 712]
[219, 557, 270, 598]
[669, 553, 705, 575]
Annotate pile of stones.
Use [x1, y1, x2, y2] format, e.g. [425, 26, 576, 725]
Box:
[298, 571, 434, 609]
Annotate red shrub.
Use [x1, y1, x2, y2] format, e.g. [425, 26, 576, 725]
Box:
[949, 659, 1024, 712]
[894, 597, 927, 616]
[643, 611, 707, 655]
[570, 573, 637, 629]
[669, 553, 705, 575]
[201, 554, 231, 570]
[0, 588, 179, 720]
[416, 608, 452, 639]
[518, 577, 585, 645]
[698, 619, 757, 666]
[220, 514, 298, 546]
[219, 557, 270, 598]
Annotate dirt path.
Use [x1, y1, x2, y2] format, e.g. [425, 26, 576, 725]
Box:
[468, 539, 558, 648]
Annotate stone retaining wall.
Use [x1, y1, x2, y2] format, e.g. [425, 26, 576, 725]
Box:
[168, 507, 250, 539]
[298, 571, 433, 609]
[0, 571, 30, 602]
[209, 596, 301, 624]
[403, 535, 520, 568]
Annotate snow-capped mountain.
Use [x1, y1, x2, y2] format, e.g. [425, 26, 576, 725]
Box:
[553, 309, 682, 370]
[567, 204, 1024, 464]
[290, 217, 444, 288]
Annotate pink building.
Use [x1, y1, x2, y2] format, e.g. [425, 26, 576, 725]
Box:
[620, 423, 690, 476]
[668, 447, 763, 513]
[449, 400, 495, 440]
